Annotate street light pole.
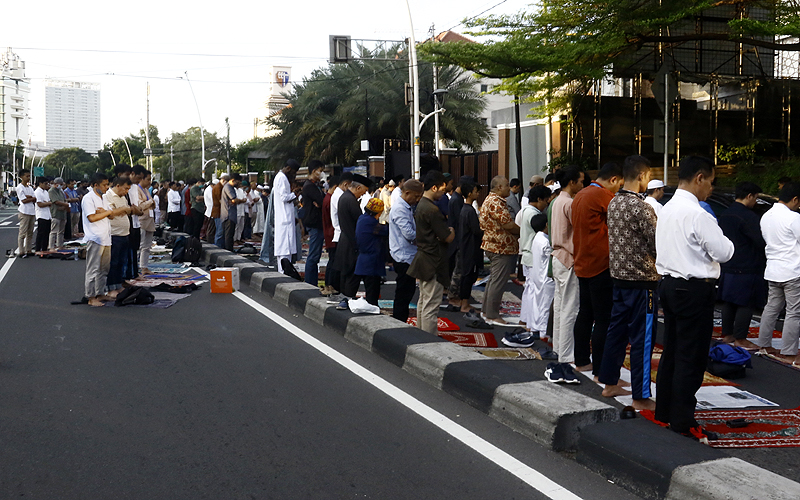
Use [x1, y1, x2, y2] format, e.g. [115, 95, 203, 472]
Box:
[404, 0, 420, 180]
[184, 71, 206, 179]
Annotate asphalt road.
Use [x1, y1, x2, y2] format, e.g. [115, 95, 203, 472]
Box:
[0, 208, 641, 500]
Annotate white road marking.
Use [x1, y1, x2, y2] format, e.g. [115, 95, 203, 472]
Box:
[0, 252, 16, 284]
[232, 288, 584, 500]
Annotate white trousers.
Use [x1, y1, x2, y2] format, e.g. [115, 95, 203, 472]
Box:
[552, 258, 579, 363]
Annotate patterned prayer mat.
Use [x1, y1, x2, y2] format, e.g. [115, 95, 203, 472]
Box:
[438, 332, 498, 348]
[406, 317, 460, 331]
[642, 408, 800, 448]
[474, 347, 540, 360]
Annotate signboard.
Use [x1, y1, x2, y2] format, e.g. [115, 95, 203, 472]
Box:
[33, 166, 44, 177]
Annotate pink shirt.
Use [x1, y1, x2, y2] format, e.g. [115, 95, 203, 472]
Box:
[550, 191, 575, 269]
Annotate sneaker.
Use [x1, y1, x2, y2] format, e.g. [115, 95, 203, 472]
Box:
[562, 364, 581, 384]
[336, 298, 349, 310]
[545, 362, 565, 383]
[327, 293, 345, 304]
[502, 330, 535, 348]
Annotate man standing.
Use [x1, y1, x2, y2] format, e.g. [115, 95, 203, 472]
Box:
[645, 179, 665, 218]
[548, 165, 585, 384]
[408, 171, 454, 334]
[755, 182, 800, 365]
[212, 174, 228, 248]
[505, 178, 522, 218]
[302, 160, 326, 286]
[331, 175, 370, 309]
[655, 156, 734, 439]
[717, 182, 766, 350]
[328, 172, 353, 295]
[220, 173, 244, 251]
[521, 175, 545, 206]
[167, 182, 182, 230]
[48, 177, 70, 249]
[33, 177, 53, 252]
[480, 176, 520, 325]
[321, 176, 340, 295]
[189, 177, 205, 239]
[16, 169, 36, 257]
[389, 179, 424, 322]
[64, 179, 82, 238]
[273, 160, 301, 272]
[599, 157, 658, 410]
[203, 179, 216, 243]
[572, 162, 625, 377]
[446, 177, 468, 309]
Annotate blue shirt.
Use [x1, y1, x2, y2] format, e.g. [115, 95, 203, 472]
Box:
[64, 187, 80, 213]
[389, 196, 417, 264]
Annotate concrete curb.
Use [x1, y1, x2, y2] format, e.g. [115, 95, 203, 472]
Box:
[167, 231, 800, 499]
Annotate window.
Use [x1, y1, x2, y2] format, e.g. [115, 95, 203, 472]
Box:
[480, 84, 488, 93]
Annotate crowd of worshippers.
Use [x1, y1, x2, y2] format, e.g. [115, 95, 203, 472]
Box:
[257, 155, 800, 442]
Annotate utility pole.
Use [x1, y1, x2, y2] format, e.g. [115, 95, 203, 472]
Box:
[145, 82, 152, 170]
[226, 117, 231, 175]
[431, 24, 441, 160]
[170, 145, 174, 182]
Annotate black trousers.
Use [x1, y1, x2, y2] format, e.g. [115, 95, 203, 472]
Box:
[325, 246, 337, 288]
[360, 275, 381, 306]
[126, 227, 141, 279]
[720, 302, 754, 340]
[168, 211, 183, 231]
[223, 219, 236, 251]
[35, 218, 51, 251]
[190, 209, 204, 239]
[392, 261, 417, 322]
[573, 269, 613, 374]
[655, 276, 716, 433]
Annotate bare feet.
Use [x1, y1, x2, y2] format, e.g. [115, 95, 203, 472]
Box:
[734, 339, 760, 350]
[632, 398, 656, 411]
[106, 289, 121, 299]
[774, 353, 798, 364]
[88, 298, 105, 307]
[576, 363, 593, 372]
[602, 384, 632, 397]
[761, 346, 781, 355]
[97, 294, 115, 302]
[618, 379, 631, 388]
[721, 335, 736, 344]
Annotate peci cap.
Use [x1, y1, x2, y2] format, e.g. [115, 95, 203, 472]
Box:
[647, 180, 665, 190]
[365, 197, 384, 215]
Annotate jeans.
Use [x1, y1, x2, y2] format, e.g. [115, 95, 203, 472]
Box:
[214, 217, 224, 248]
[304, 227, 324, 286]
[108, 235, 130, 290]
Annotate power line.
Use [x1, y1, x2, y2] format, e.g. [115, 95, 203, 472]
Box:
[13, 46, 328, 60]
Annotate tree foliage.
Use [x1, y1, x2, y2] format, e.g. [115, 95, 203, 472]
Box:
[420, 1, 800, 114]
[261, 44, 491, 168]
[41, 148, 96, 179]
[152, 127, 226, 182]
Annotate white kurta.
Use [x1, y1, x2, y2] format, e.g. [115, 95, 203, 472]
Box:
[273, 172, 297, 256]
[252, 195, 265, 234]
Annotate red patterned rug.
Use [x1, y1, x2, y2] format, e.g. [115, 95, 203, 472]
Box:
[407, 317, 460, 331]
[438, 332, 498, 348]
[712, 326, 782, 339]
[642, 408, 800, 448]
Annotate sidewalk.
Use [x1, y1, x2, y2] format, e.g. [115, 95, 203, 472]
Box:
[175, 230, 800, 500]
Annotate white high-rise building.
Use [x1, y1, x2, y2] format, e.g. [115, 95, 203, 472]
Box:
[255, 66, 292, 138]
[0, 48, 31, 146]
[44, 79, 101, 153]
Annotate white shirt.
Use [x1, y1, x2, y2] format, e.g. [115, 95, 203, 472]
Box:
[655, 189, 734, 280]
[516, 205, 542, 266]
[203, 185, 214, 218]
[16, 184, 35, 215]
[167, 190, 181, 212]
[760, 203, 800, 282]
[331, 186, 345, 243]
[391, 186, 402, 208]
[645, 196, 663, 218]
[128, 182, 140, 228]
[82, 189, 111, 246]
[34, 187, 52, 220]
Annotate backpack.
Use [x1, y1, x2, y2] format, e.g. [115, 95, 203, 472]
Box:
[707, 343, 753, 379]
[183, 236, 202, 264]
[114, 286, 155, 306]
[171, 236, 187, 263]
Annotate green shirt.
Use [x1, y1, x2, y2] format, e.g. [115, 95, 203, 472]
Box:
[190, 185, 205, 213]
[48, 186, 67, 220]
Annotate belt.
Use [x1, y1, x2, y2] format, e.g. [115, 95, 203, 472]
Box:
[664, 275, 716, 284]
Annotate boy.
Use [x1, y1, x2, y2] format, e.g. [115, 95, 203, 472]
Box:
[520, 214, 554, 344]
[34, 177, 53, 252]
[82, 173, 130, 307]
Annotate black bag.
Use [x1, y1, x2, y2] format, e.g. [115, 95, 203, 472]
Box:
[114, 286, 155, 306]
[184, 236, 202, 264]
[171, 236, 187, 263]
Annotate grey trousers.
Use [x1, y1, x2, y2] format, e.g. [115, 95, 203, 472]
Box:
[481, 251, 517, 320]
[139, 230, 154, 271]
[18, 213, 34, 254]
[85, 241, 111, 298]
[418, 279, 444, 335]
[49, 218, 66, 249]
[757, 277, 800, 355]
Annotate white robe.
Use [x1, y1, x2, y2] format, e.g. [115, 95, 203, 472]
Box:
[252, 195, 265, 234]
[273, 172, 297, 256]
[528, 231, 555, 333]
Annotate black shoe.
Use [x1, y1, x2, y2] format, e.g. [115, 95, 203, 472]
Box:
[502, 330, 535, 348]
[561, 364, 581, 384]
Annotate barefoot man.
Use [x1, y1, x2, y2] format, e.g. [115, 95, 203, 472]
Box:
[598, 155, 658, 410]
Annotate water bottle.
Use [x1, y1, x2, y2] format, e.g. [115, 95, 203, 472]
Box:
[73, 248, 79, 260]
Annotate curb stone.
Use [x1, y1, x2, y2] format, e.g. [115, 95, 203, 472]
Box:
[166, 231, 800, 500]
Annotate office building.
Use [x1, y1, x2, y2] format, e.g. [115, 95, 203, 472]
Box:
[44, 79, 101, 153]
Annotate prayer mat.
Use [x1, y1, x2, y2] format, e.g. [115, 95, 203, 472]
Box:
[755, 351, 800, 371]
[474, 347, 539, 360]
[712, 326, 782, 339]
[378, 299, 416, 309]
[101, 292, 191, 309]
[641, 408, 800, 448]
[646, 345, 737, 387]
[438, 332, 498, 348]
[406, 317, 460, 331]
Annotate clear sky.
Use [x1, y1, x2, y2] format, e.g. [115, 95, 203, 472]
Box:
[2, 0, 531, 151]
